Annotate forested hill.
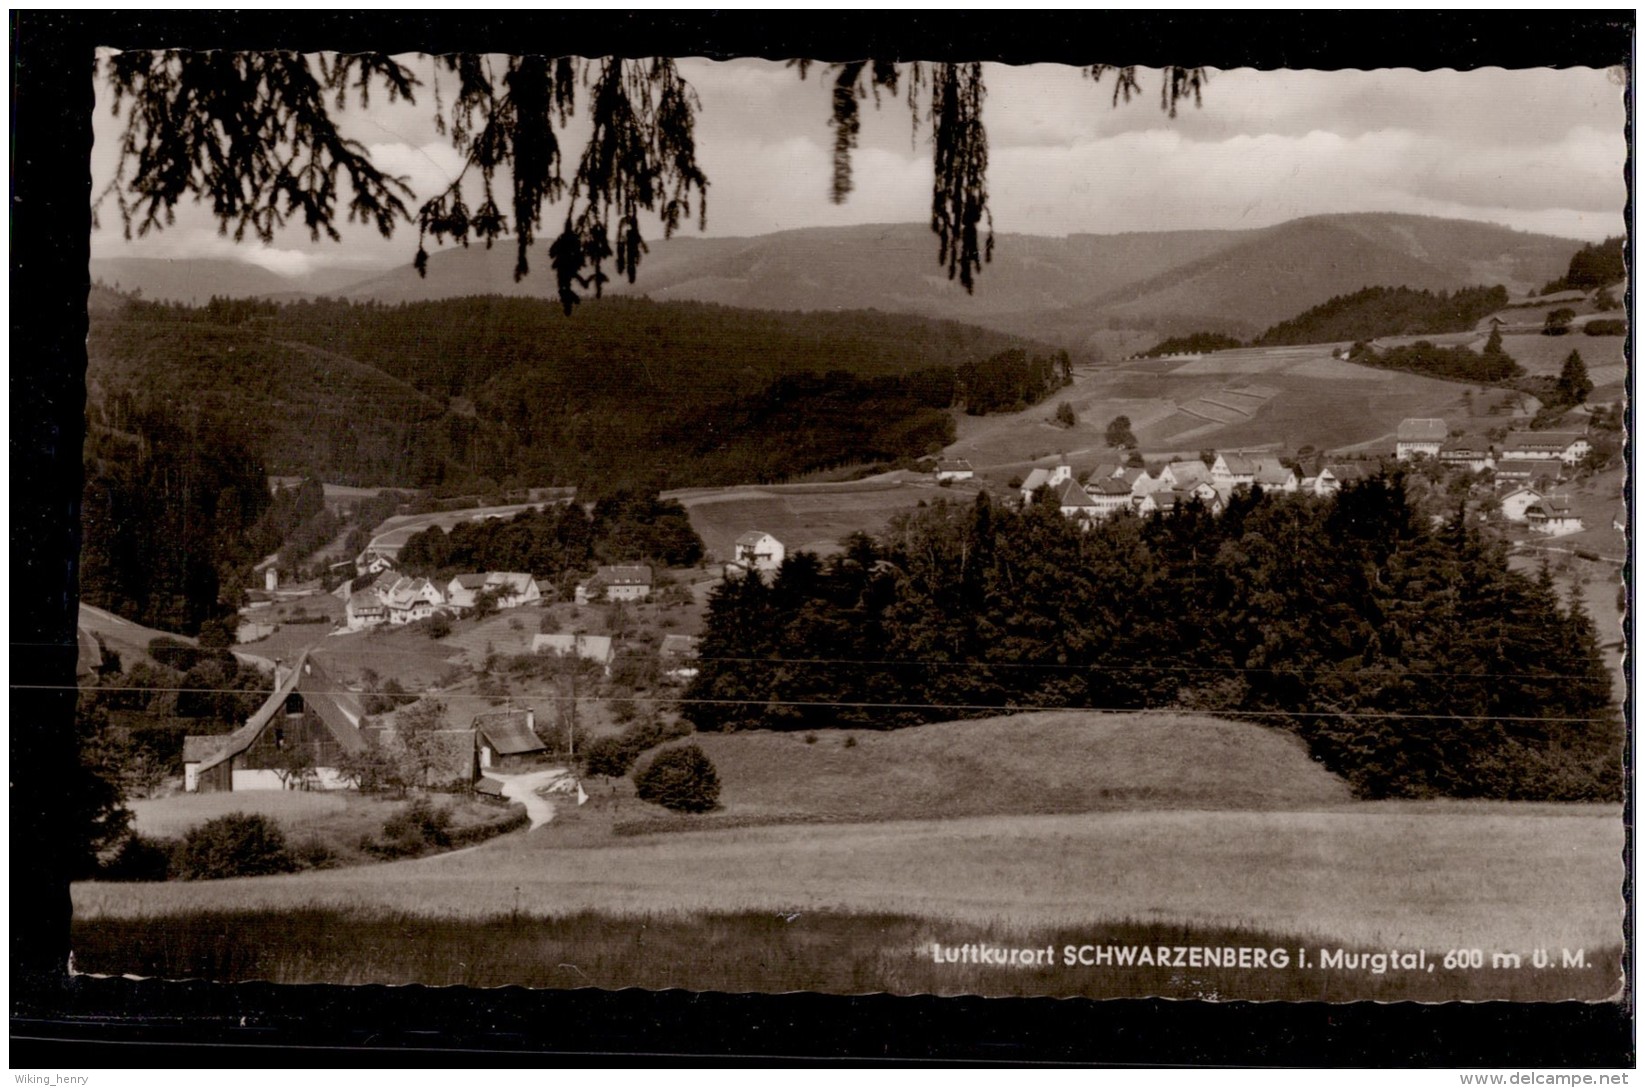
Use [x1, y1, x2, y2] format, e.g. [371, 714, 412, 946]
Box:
[1254, 285, 1510, 346]
[87, 294, 1056, 493]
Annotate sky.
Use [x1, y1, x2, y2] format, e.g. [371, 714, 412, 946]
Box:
[89, 56, 1629, 279]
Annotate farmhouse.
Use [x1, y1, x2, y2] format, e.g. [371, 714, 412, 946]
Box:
[380, 576, 446, 625]
[1084, 477, 1134, 518]
[1500, 431, 1590, 466]
[934, 458, 975, 482]
[532, 632, 616, 672]
[1248, 456, 1299, 492]
[1087, 462, 1126, 482]
[1525, 496, 1584, 537]
[1500, 487, 1545, 523]
[354, 549, 397, 577]
[1019, 463, 1072, 505]
[344, 591, 388, 631]
[661, 634, 702, 683]
[1314, 463, 1374, 495]
[1160, 460, 1212, 489]
[1395, 418, 1449, 461]
[185, 653, 366, 792]
[728, 531, 785, 578]
[1129, 468, 1170, 502]
[1438, 436, 1496, 473]
[1210, 453, 1257, 489]
[577, 564, 653, 603]
[451, 571, 546, 609]
[1054, 477, 1101, 521]
[1493, 458, 1564, 487]
[472, 708, 547, 770]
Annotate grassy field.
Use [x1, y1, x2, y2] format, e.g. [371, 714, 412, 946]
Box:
[677, 477, 950, 562]
[78, 602, 194, 670]
[74, 803, 1624, 965]
[70, 907, 1622, 1000]
[627, 712, 1351, 830]
[948, 346, 1488, 468]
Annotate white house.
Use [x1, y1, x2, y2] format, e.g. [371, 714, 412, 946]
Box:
[1084, 477, 1134, 518]
[486, 572, 542, 608]
[1314, 463, 1374, 495]
[1500, 431, 1590, 466]
[1129, 468, 1170, 503]
[1526, 496, 1584, 537]
[1211, 453, 1257, 489]
[1019, 463, 1072, 505]
[1396, 418, 1449, 461]
[934, 458, 975, 482]
[380, 576, 445, 625]
[344, 591, 388, 631]
[728, 531, 784, 578]
[1500, 487, 1544, 523]
[1438, 436, 1496, 473]
[577, 565, 653, 603]
[1054, 477, 1101, 521]
[354, 549, 397, 577]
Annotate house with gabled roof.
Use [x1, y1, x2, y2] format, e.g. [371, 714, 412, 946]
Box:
[1085, 476, 1134, 518]
[472, 708, 547, 770]
[345, 591, 388, 631]
[1053, 477, 1102, 522]
[1211, 453, 1257, 489]
[1438, 435, 1495, 473]
[1248, 456, 1299, 492]
[1525, 495, 1584, 537]
[532, 633, 616, 672]
[186, 653, 367, 792]
[577, 564, 653, 603]
[727, 531, 785, 578]
[1494, 458, 1564, 487]
[1396, 418, 1449, 460]
[1500, 430, 1590, 466]
[1500, 486, 1545, 523]
[1019, 463, 1072, 506]
[1160, 460, 1212, 490]
[380, 576, 445, 625]
[934, 458, 975, 482]
[1314, 463, 1375, 495]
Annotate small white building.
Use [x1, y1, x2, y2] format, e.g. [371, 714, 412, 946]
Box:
[728, 531, 785, 578]
[1396, 418, 1449, 461]
[1526, 496, 1584, 537]
[934, 458, 975, 482]
[1500, 487, 1544, 524]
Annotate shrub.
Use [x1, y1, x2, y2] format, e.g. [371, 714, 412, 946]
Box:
[634, 744, 721, 813]
[844, 736, 858, 749]
[804, 733, 818, 745]
[290, 835, 339, 871]
[147, 636, 202, 672]
[582, 734, 640, 779]
[364, 798, 453, 859]
[174, 814, 298, 880]
[421, 613, 453, 640]
[1584, 319, 1626, 337]
[101, 833, 175, 882]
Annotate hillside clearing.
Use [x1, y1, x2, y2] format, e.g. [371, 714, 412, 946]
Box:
[645, 711, 1351, 828]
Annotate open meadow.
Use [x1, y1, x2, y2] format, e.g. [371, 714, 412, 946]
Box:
[948, 346, 1486, 471]
[674, 475, 953, 561]
[75, 706, 1623, 998]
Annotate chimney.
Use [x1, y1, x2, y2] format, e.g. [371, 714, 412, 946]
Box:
[273, 657, 290, 688]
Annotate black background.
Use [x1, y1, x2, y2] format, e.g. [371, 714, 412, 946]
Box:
[11, 10, 1635, 1068]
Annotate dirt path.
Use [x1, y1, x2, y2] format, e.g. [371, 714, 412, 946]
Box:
[492, 768, 576, 829]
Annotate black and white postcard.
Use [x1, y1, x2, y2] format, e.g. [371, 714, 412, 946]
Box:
[13, 10, 1634, 1067]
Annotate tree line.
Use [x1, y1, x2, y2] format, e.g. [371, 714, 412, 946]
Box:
[395, 492, 705, 585]
[685, 481, 1618, 801]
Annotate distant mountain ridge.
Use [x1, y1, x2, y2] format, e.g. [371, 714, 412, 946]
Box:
[92, 214, 1580, 356]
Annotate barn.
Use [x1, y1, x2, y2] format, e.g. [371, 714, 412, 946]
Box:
[186, 652, 368, 792]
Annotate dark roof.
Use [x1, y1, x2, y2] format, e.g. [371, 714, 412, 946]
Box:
[1397, 418, 1449, 443]
[182, 735, 225, 764]
[1502, 431, 1585, 452]
[596, 564, 653, 586]
[1089, 478, 1132, 496]
[454, 573, 488, 589]
[473, 710, 546, 756]
[195, 652, 367, 774]
[1056, 478, 1098, 508]
[736, 530, 778, 546]
[660, 634, 700, 659]
[475, 775, 507, 798]
[1218, 453, 1257, 475]
[935, 459, 973, 472]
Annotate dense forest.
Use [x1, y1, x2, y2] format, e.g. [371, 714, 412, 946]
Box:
[89, 294, 1054, 494]
[1139, 286, 1510, 357]
[396, 493, 704, 585]
[1541, 235, 1626, 294]
[1346, 338, 1522, 384]
[1140, 332, 1243, 357]
[685, 482, 1619, 802]
[80, 407, 274, 634]
[1255, 285, 1510, 346]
